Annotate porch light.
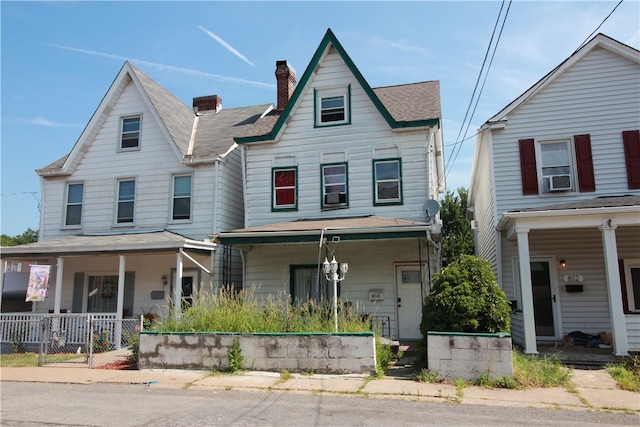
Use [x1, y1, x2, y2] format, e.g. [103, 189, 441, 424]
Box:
[161, 274, 168, 287]
[322, 256, 348, 332]
[560, 260, 566, 268]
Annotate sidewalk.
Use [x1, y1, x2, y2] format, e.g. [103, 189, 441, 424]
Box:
[1, 364, 638, 413]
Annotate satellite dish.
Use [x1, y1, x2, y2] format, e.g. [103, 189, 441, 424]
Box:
[422, 199, 440, 223]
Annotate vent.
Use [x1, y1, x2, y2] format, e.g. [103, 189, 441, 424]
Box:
[549, 174, 572, 191]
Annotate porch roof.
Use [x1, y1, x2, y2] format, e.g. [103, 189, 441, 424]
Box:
[217, 215, 437, 245]
[0, 231, 216, 259]
[497, 195, 640, 238]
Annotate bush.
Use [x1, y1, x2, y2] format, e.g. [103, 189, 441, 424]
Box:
[421, 255, 511, 335]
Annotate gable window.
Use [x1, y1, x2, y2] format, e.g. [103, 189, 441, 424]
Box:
[322, 163, 348, 208]
[65, 183, 84, 226]
[518, 134, 595, 195]
[374, 159, 402, 205]
[172, 175, 192, 220]
[120, 116, 141, 150]
[117, 179, 135, 224]
[315, 86, 350, 126]
[273, 167, 297, 210]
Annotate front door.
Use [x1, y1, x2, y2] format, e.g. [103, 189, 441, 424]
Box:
[396, 266, 423, 339]
[530, 260, 559, 339]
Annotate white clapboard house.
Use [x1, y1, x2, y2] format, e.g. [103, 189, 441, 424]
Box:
[468, 34, 640, 355]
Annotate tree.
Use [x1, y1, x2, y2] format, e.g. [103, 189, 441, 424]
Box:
[1, 228, 38, 246]
[440, 187, 474, 264]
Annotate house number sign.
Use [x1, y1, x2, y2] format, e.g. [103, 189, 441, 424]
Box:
[563, 275, 583, 282]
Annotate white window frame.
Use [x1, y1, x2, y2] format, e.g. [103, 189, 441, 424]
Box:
[64, 182, 84, 227]
[315, 87, 350, 126]
[119, 115, 142, 151]
[624, 259, 640, 313]
[374, 158, 402, 205]
[116, 178, 136, 225]
[171, 174, 192, 221]
[535, 139, 575, 194]
[321, 163, 348, 208]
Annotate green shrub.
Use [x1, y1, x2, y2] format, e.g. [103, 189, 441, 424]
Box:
[421, 255, 511, 334]
[228, 337, 243, 372]
[374, 338, 394, 377]
[512, 351, 571, 388]
[606, 355, 640, 392]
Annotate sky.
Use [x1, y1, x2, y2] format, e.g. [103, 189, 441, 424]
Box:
[1, 1, 639, 237]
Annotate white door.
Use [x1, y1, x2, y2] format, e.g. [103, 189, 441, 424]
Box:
[396, 266, 423, 339]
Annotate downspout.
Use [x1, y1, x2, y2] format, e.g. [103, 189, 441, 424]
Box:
[212, 158, 222, 288]
[316, 228, 327, 294]
[239, 250, 246, 292]
[240, 145, 249, 228]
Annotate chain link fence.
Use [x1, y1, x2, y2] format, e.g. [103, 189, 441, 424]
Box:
[0, 314, 141, 369]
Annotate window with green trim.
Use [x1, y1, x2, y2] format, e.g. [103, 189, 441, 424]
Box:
[315, 86, 350, 126]
[273, 167, 297, 210]
[373, 159, 402, 205]
[322, 163, 348, 208]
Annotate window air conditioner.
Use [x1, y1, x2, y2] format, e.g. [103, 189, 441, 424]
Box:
[548, 174, 572, 191]
[325, 193, 342, 205]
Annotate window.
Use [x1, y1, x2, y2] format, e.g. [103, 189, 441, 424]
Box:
[322, 163, 348, 208]
[623, 259, 640, 314]
[172, 175, 192, 220]
[374, 159, 402, 204]
[623, 130, 640, 189]
[120, 116, 141, 149]
[117, 179, 135, 224]
[5, 261, 22, 272]
[65, 183, 84, 226]
[315, 87, 350, 126]
[518, 135, 595, 195]
[87, 275, 118, 313]
[272, 167, 297, 210]
[290, 265, 332, 305]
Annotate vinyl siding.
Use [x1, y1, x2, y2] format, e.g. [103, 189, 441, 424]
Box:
[491, 47, 640, 216]
[244, 49, 433, 227]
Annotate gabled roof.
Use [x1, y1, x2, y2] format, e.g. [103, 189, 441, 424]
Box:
[235, 28, 441, 144]
[37, 62, 272, 175]
[482, 33, 640, 128]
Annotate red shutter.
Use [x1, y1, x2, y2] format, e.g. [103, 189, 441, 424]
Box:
[622, 130, 640, 189]
[620, 259, 630, 314]
[519, 139, 538, 195]
[574, 134, 596, 192]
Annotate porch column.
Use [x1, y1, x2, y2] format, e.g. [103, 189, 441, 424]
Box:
[174, 252, 183, 315]
[114, 255, 126, 349]
[600, 220, 628, 356]
[53, 258, 64, 314]
[516, 228, 538, 354]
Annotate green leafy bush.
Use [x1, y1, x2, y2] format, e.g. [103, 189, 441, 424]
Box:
[421, 255, 511, 334]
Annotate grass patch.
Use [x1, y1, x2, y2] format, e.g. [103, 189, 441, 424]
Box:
[1, 352, 82, 367]
[606, 355, 640, 392]
[512, 350, 572, 388]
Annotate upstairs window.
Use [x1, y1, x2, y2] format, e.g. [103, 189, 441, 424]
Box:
[272, 167, 297, 210]
[117, 179, 135, 224]
[374, 159, 402, 205]
[622, 259, 640, 314]
[518, 134, 595, 195]
[120, 116, 141, 150]
[315, 86, 350, 126]
[172, 175, 192, 220]
[65, 183, 84, 226]
[322, 163, 348, 208]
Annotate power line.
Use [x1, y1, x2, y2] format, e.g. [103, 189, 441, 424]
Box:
[445, 0, 511, 178]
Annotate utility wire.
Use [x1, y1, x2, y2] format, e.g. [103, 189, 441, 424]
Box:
[445, 0, 511, 178]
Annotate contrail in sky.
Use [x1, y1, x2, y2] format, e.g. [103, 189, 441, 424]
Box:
[46, 43, 273, 89]
[198, 26, 255, 67]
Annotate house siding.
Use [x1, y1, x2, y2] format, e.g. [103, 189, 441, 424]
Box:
[244, 49, 434, 228]
[491, 47, 640, 216]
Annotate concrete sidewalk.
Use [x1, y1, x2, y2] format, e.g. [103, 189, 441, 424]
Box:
[1, 364, 638, 414]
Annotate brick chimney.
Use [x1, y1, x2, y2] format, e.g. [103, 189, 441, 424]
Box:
[192, 95, 222, 113]
[275, 60, 296, 113]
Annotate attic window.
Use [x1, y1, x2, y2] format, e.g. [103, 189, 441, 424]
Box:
[315, 86, 350, 127]
[120, 116, 141, 150]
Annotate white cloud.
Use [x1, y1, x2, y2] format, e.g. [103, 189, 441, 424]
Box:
[371, 36, 433, 58]
[199, 26, 255, 67]
[19, 116, 83, 128]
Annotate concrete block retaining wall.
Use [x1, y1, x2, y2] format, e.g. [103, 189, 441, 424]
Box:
[139, 332, 376, 374]
[427, 332, 513, 381]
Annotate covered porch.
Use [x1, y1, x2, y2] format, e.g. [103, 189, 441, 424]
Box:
[498, 196, 640, 357]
